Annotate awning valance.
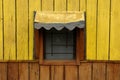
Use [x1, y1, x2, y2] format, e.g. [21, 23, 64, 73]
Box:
[34, 11, 85, 30]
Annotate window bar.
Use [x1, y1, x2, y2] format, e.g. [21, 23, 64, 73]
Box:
[73, 30, 76, 59]
[66, 31, 68, 48]
[51, 30, 53, 56]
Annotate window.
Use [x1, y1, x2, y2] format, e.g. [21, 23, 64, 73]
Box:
[34, 28, 85, 65]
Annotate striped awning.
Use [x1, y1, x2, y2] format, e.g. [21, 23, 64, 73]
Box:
[34, 11, 85, 30]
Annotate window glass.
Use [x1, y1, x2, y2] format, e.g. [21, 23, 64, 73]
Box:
[44, 28, 76, 60]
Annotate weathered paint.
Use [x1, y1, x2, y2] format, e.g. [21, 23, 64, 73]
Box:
[0, 0, 120, 60]
[67, 0, 79, 11]
[17, 0, 29, 60]
[29, 0, 41, 60]
[0, 0, 3, 60]
[42, 0, 53, 11]
[86, 0, 97, 60]
[110, 0, 120, 60]
[80, 0, 86, 11]
[54, 0, 66, 11]
[97, 0, 110, 60]
[4, 0, 16, 60]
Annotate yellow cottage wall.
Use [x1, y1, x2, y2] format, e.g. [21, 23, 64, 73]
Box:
[0, 0, 119, 60]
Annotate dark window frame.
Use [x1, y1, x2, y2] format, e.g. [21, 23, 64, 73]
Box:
[34, 28, 85, 65]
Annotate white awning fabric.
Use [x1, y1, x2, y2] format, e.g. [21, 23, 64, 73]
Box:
[34, 11, 85, 30]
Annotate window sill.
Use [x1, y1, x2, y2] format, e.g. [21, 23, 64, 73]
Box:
[39, 60, 79, 65]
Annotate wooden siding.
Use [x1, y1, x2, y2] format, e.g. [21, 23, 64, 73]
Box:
[110, 0, 120, 60]
[0, 0, 120, 60]
[0, 0, 3, 60]
[4, 0, 16, 60]
[0, 62, 120, 80]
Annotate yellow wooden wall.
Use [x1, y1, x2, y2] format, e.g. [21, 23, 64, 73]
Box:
[0, 0, 120, 60]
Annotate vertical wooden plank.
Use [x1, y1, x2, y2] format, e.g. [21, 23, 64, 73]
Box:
[107, 63, 120, 80]
[86, 0, 97, 60]
[34, 29, 40, 59]
[19, 63, 29, 80]
[79, 29, 85, 60]
[3, 0, 16, 60]
[30, 63, 39, 80]
[54, 0, 66, 11]
[97, 0, 110, 60]
[79, 63, 91, 80]
[0, 63, 7, 80]
[113, 64, 120, 80]
[80, 0, 86, 11]
[0, 0, 3, 60]
[8, 63, 18, 80]
[42, 0, 53, 11]
[40, 66, 50, 80]
[54, 66, 64, 80]
[65, 66, 78, 80]
[93, 63, 106, 80]
[67, 0, 79, 11]
[29, 0, 41, 60]
[107, 63, 114, 80]
[110, 0, 120, 60]
[51, 66, 55, 80]
[17, 0, 29, 60]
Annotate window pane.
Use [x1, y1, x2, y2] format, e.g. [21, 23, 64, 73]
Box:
[44, 28, 76, 60]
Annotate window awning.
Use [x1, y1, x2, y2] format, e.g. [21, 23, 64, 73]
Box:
[34, 11, 85, 30]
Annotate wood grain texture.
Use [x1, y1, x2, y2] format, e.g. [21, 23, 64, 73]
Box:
[8, 63, 18, 80]
[79, 29, 85, 60]
[110, 0, 120, 60]
[97, 0, 110, 60]
[107, 63, 120, 80]
[54, 66, 64, 80]
[0, 63, 7, 80]
[86, 0, 97, 60]
[51, 66, 55, 80]
[42, 0, 53, 11]
[30, 63, 39, 80]
[54, 0, 66, 11]
[80, 0, 86, 11]
[65, 66, 78, 80]
[67, 0, 79, 11]
[29, 0, 41, 60]
[107, 63, 114, 80]
[40, 66, 50, 80]
[3, 0, 16, 60]
[39, 30, 43, 64]
[17, 0, 29, 60]
[51, 66, 64, 80]
[79, 63, 91, 80]
[93, 63, 106, 80]
[34, 29, 40, 59]
[0, 0, 3, 60]
[19, 63, 29, 80]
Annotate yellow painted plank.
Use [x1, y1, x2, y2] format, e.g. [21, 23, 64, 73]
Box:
[97, 0, 110, 60]
[54, 0, 66, 11]
[86, 0, 97, 60]
[0, 0, 3, 60]
[110, 0, 120, 60]
[29, 0, 41, 60]
[67, 0, 79, 11]
[4, 0, 16, 60]
[17, 0, 28, 60]
[42, 0, 53, 11]
[80, 0, 86, 11]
